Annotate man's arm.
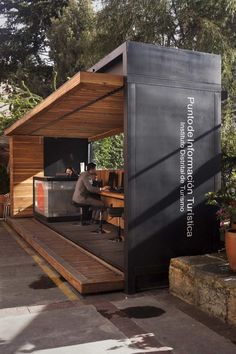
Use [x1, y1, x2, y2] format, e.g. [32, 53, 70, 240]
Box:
[83, 175, 101, 194]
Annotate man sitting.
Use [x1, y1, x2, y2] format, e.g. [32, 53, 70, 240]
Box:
[72, 162, 110, 223]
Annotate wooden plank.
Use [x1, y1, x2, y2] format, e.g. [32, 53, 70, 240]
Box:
[101, 195, 124, 229]
[45, 221, 124, 271]
[7, 218, 124, 294]
[96, 169, 124, 186]
[9, 136, 43, 218]
[100, 191, 124, 200]
[29, 90, 124, 138]
[5, 72, 124, 137]
[89, 128, 124, 142]
[95, 169, 125, 228]
[33, 219, 124, 276]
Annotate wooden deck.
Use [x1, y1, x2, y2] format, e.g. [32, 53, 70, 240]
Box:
[7, 218, 124, 294]
[43, 220, 124, 271]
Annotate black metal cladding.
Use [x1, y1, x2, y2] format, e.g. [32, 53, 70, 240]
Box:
[124, 42, 221, 293]
[79, 41, 221, 292]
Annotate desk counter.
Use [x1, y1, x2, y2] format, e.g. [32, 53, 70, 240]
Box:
[100, 191, 124, 200]
[33, 176, 78, 221]
[100, 190, 124, 228]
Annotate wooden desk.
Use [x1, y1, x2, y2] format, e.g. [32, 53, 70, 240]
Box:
[100, 191, 124, 228]
[100, 191, 124, 201]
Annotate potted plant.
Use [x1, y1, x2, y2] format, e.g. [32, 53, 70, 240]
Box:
[206, 187, 236, 271]
[0, 165, 10, 217]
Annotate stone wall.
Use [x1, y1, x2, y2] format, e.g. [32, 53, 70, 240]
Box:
[169, 253, 236, 326]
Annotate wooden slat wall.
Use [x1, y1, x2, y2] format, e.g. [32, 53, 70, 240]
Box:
[96, 169, 124, 186]
[10, 136, 44, 217]
[97, 169, 124, 229]
[101, 194, 124, 229]
[5, 72, 124, 141]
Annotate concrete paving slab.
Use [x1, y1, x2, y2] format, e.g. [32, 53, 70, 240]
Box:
[0, 255, 36, 267]
[24, 339, 173, 353]
[0, 263, 43, 279]
[113, 295, 236, 354]
[0, 305, 127, 354]
[0, 222, 70, 309]
[0, 279, 67, 309]
[0, 304, 172, 354]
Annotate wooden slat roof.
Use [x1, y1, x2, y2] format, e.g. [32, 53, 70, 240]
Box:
[5, 71, 124, 141]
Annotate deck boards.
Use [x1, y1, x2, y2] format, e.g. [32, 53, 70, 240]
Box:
[43, 221, 124, 270]
[7, 218, 124, 294]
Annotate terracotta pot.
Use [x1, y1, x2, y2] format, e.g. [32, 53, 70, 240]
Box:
[225, 229, 236, 271]
[0, 194, 5, 218]
[231, 222, 236, 230]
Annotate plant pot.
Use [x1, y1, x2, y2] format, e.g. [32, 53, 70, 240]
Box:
[225, 229, 236, 271]
[0, 194, 5, 218]
[231, 222, 236, 230]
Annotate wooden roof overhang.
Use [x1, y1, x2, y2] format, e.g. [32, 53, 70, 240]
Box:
[5, 72, 124, 141]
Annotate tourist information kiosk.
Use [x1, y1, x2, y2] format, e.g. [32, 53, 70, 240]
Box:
[5, 41, 221, 293]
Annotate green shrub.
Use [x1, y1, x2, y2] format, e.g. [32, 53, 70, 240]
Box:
[0, 165, 10, 195]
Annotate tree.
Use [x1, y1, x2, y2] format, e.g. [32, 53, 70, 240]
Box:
[91, 134, 124, 169]
[0, 165, 9, 194]
[2, 0, 236, 173]
[93, 0, 236, 171]
[47, 0, 95, 86]
[0, 0, 69, 95]
[94, 0, 236, 89]
[0, 82, 42, 135]
[92, 0, 173, 61]
[221, 97, 236, 186]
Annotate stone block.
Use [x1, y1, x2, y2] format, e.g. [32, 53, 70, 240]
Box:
[169, 253, 236, 326]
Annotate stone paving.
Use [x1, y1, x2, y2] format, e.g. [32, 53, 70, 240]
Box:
[0, 221, 236, 354]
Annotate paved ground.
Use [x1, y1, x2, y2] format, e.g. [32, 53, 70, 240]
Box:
[0, 220, 236, 354]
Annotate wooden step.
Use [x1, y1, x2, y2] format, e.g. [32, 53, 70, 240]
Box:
[7, 218, 124, 294]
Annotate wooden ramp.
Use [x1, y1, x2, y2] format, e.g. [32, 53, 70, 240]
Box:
[7, 218, 124, 294]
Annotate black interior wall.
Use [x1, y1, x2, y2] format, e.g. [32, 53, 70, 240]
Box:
[44, 137, 88, 176]
[125, 42, 221, 293]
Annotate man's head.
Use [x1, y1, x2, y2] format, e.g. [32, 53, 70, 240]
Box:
[86, 162, 97, 175]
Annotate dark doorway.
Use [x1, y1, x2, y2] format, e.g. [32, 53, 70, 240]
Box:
[44, 137, 88, 176]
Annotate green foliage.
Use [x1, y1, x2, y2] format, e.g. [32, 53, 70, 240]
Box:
[0, 83, 42, 135]
[0, 0, 69, 94]
[1, 0, 236, 173]
[93, 0, 173, 59]
[0, 165, 9, 194]
[0, 0, 69, 62]
[93, 0, 236, 173]
[94, 1, 236, 86]
[47, 0, 96, 86]
[206, 187, 236, 228]
[91, 134, 124, 169]
[220, 97, 236, 188]
[222, 99, 236, 159]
